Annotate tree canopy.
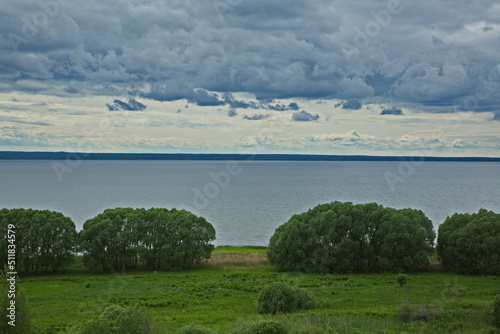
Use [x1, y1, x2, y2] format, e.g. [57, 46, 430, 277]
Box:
[79, 207, 216, 272]
[267, 202, 435, 273]
[437, 208, 500, 275]
[0, 208, 77, 274]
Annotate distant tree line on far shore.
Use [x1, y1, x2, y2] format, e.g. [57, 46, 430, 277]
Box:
[1, 203, 499, 275]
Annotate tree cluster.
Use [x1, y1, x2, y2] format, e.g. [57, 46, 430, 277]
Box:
[79, 207, 216, 272]
[0, 208, 77, 274]
[267, 202, 436, 273]
[437, 209, 500, 275]
[0, 207, 216, 274]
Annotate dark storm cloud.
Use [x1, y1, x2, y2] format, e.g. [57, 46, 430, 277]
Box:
[335, 100, 363, 110]
[1, 0, 500, 115]
[292, 110, 320, 122]
[107, 98, 147, 111]
[380, 107, 404, 115]
[243, 113, 268, 120]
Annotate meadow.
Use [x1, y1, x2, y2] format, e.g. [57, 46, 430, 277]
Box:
[19, 247, 500, 334]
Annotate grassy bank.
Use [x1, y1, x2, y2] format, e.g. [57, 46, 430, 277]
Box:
[18, 247, 500, 333]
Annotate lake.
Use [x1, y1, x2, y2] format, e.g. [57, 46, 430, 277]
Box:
[1, 160, 499, 246]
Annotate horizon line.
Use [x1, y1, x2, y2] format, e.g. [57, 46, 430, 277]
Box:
[1, 151, 500, 161]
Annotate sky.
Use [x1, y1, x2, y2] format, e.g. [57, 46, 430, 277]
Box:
[0, 0, 499, 156]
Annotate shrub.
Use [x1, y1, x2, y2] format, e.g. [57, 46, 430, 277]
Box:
[291, 326, 326, 334]
[258, 283, 297, 314]
[100, 304, 125, 321]
[178, 323, 214, 334]
[81, 304, 156, 334]
[482, 329, 500, 334]
[236, 320, 288, 334]
[80, 319, 113, 334]
[398, 300, 442, 322]
[116, 305, 155, 334]
[268, 202, 435, 273]
[493, 294, 500, 328]
[293, 286, 316, 310]
[396, 274, 409, 287]
[258, 283, 316, 314]
[0, 273, 34, 334]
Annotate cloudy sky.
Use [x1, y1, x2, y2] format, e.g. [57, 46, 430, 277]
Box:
[1, 0, 499, 156]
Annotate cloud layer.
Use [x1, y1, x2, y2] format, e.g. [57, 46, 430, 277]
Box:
[0, 0, 499, 114]
[1, 0, 499, 156]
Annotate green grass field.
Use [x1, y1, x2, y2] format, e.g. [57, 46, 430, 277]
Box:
[18, 247, 500, 333]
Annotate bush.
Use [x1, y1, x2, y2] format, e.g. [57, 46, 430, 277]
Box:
[293, 286, 316, 310]
[398, 300, 442, 322]
[178, 323, 214, 334]
[267, 202, 435, 273]
[258, 283, 297, 314]
[236, 320, 288, 334]
[291, 326, 326, 334]
[100, 304, 125, 321]
[81, 304, 156, 334]
[396, 274, 409, 287]
[80, 319, 113, 334]
[493, 294, 500, 328]
[0, 272, 34, 334]
[482, 329, 500, 334]
[258, 283, 316, 314]
[116, 305, 155, 334]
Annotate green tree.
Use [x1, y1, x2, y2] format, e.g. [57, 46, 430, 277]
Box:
[0, 208, 77, 274]
[437, 209, 500, 275]
[80, 207, 215, 272]
[268, 202, 435, 273]
[79, 207, 142, 272]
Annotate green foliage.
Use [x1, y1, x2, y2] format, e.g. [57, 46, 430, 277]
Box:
[258, 283, 297, 314]
[0, 208, 78, 274]
[293, 286, 316, 310]
[79, 207, 216, 272]
[396, 274, 409, 287]
[437, 209, 500, 275]
[0, 271, 34, 334]
[236, 320, 288, 334]
[493, 294, 500, 328]
[291, 326, 326, 334]
[100, 304, 125, 321]
[177, 323, 214, 334]
[80, 319, 113, 334]
[268, 202, 435, 273]
[80, 304, 156, 334]
[258, 283, 315, 314]
[16, 265, 500, 334]
[398, 300, 443, 322]
[116, 305, 155, 334]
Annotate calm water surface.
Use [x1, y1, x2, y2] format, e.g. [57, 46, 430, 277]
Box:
[1, 160, 499, 246]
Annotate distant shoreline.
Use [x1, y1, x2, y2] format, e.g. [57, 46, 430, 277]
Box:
[1, 151, 500, 162]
